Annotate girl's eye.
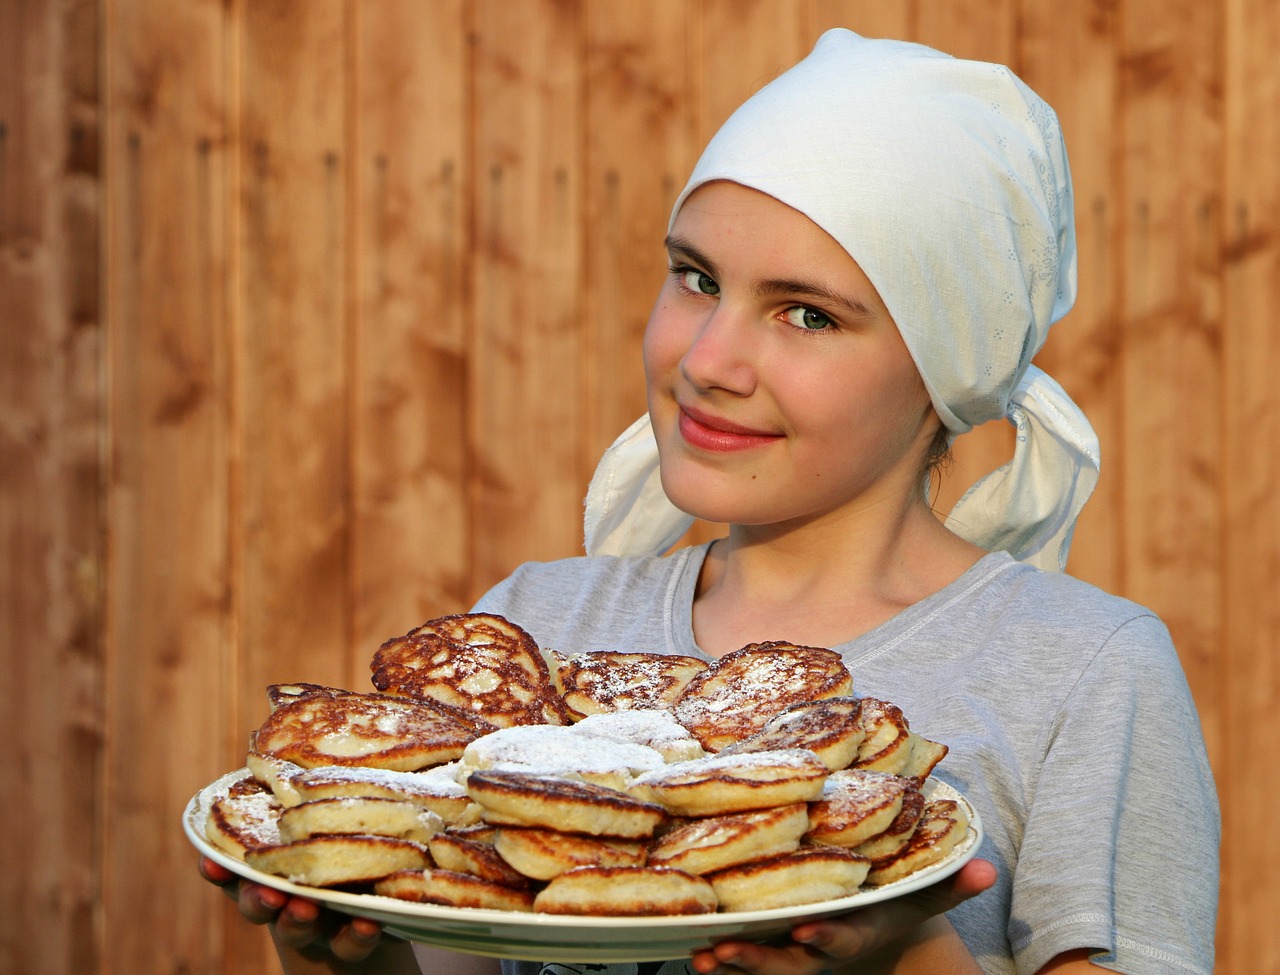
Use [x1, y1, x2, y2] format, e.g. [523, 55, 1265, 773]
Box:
[783, 305, 834, 331]
[674, 267, 720, 296]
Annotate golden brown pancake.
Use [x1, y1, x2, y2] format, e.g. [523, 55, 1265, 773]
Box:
[553, 650, 709, 719]
[720, 697, 866, 771]
[633, 748, 829, 817]
[253, 688, 489, 771]
[675, 642, 854, 751]
[277, 796, 443, 845]
[246, 835, 431, 887]
[647, 803, 809, 876]
[864, 798, 970, 885]
[533, 866, 718, 916]
[493, 828, 646, 880]
[372, 613, 569, 727]
[375, 868, 536, 912]
[707, 846, 870, 911]
[805, 769, 912, 848]
[466, 769, 667, 838]
[205, 774, 283, 859]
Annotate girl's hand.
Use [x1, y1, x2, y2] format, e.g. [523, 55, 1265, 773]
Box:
[689, 858, 997, 975]
[198, 856, 383, 962]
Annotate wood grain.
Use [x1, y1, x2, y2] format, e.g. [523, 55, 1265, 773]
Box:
[352, 0, 471, 653]
[100, 0, 249, 970]
[1, 1, 103, 972]
[468, 0, 587, 587]
[1221, 0, 1280, 967]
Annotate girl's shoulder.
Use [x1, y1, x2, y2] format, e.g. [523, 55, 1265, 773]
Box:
[470, 546, 709, 656]
[480, 547, 699, 606]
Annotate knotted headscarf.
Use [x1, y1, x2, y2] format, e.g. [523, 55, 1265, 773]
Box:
[584, 29, 1099, 571]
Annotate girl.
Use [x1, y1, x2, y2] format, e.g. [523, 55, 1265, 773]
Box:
[204, 29, 1218, 975]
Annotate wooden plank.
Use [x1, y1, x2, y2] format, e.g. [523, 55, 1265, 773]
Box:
[694, 0, 811, 144]
[1019, 1, 1124, 590]
[1221, 0, 1280, 968]
[100, 0, 250, 971]
[467, 0, 587, 591]
[581, 1, 696, 475]
[0, 1, 103, 972]
[237, 0, 354, 699]
[352, 0, 471, 647]
[1118, 0, 1224, 754]
[808, 0, 912, 40]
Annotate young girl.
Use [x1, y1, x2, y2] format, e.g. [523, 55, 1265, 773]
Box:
[203, 29, 1219, 975]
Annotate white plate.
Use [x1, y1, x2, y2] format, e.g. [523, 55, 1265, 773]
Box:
[185, 768, 982, 963]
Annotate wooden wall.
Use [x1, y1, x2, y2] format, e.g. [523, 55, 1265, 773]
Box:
[3, 0, 1277, 971]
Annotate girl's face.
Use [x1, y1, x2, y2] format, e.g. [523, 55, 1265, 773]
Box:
[643, 181, 938, 531]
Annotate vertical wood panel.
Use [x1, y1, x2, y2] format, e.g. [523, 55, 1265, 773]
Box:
[808, 0, 913, 38]
[582, 0, 695, 460]
[353, 0, 471, 649]
[1, 1, 103, 972]
[102, 0, 240, 970]
[468, 0, 587, 590]
[1118, 0, 1224, 754]
[694, 0, 810, 144]
[1221, 0, 1280, 968]
[237, 0, 353, 698]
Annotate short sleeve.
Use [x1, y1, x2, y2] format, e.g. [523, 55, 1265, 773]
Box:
[1008, 615, 1219, 974]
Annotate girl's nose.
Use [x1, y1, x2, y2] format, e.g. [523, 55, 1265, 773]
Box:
[679, 303, 757, 397]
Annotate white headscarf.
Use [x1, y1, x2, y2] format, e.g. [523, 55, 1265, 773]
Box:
[584, 29, 1099, 572]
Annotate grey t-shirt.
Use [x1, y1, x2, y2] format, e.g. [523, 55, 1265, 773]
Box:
[458, 546, 1217, 975]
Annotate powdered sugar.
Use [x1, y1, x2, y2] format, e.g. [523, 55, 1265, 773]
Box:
[461, 724, 668, 777]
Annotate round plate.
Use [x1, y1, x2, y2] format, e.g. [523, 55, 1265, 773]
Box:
[185, 768, 982, 963]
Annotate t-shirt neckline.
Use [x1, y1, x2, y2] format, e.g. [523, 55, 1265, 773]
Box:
[665, 542, 1020, 663]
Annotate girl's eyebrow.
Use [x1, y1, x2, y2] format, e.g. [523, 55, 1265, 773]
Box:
[664, 234, 875, 318]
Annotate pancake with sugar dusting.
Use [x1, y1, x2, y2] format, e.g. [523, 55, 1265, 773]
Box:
[205, 773, 283, 859]
[849, 698, 913, 773]
[720, 697, 866, 771]
[570, 709, 706, 763]
[427, 832, 531, 887]
[855, 784, 926, 861]
[459, 724, 666, 790]
[896, 732, 949, 780]
[253, 688, 490, 772]
[647, 803, 809, 876]
[265, 681, 346, 712]
[286, 763, 480, 826]
[466, 769, 667, 838]
[708, 846, 870, 912]
[372, 613, 569, 727]
[493, 827, 646, 880]
[246, 834, 431, 887]
[246, 750, 305, 806]
[805, 769, 911, 848]
[375, 868, 536, 912]
[632, 748, 829, 817]
[674, 642, 854, 751]
[533, 865, 718, 916]
[553, 650, 709, 719]
[865, 798, 970, 885]
[277, 796, 443, 845]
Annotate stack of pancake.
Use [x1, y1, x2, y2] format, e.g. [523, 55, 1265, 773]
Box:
[204, 613, 971, 915]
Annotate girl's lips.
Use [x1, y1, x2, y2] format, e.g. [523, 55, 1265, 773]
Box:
[677, 406, 783, 452]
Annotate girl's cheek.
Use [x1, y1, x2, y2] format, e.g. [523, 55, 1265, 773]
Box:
[642, 305, 688, 377]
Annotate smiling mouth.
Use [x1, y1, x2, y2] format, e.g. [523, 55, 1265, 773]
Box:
[677, 406, 782, 452]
